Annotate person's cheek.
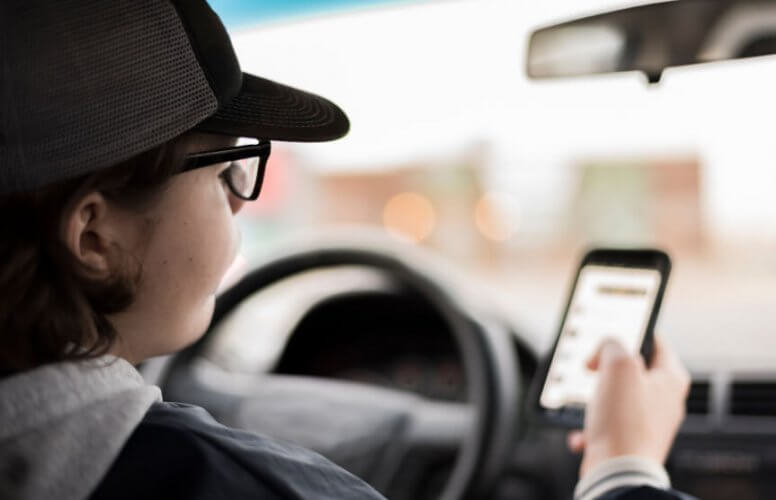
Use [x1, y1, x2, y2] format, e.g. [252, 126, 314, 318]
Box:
[205, 188, 243, 294]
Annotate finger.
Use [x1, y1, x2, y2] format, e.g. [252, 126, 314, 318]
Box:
[649, 335, 688, 376]
[586, 339, 627, 372]
[650, 335, 684, 371]
[648, 336, 691, 397]
[648, 335, 669, 369]
[566, 431, 586, 454]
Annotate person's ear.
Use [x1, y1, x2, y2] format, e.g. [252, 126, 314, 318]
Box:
[62, 192, 115, 277]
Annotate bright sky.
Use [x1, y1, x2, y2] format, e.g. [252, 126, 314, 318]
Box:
[210, 0, 414, 27]
[222, 0, 776, 241]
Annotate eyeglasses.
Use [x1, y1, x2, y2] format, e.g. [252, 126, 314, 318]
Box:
[182, 140, 271, 201]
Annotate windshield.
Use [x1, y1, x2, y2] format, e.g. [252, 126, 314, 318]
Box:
[214, 0, 776, 373]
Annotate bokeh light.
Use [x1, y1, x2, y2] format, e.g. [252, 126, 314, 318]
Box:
[474, 192, 522, 242]
[382, 192, 436, 242]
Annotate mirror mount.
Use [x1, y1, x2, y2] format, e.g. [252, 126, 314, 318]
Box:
[646, 70, 663, 84]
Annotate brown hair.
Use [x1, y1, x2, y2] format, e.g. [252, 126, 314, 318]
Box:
[0, 133, 196, 373]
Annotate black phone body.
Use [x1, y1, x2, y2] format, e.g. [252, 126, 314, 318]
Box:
[533, 248, 671, 427]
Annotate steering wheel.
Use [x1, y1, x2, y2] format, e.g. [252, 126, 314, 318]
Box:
[159, 245, 521, 500]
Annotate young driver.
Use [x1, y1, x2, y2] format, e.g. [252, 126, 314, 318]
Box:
[0, 1, 692, 499]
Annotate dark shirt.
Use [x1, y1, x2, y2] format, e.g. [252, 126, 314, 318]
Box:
[89, 402, 386, 500]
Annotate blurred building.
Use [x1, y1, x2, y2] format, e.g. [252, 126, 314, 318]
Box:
[570, 156, 704, 252]
[315, 143, 494, 264]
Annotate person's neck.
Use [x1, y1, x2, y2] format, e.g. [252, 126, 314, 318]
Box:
[106, 337, 141, 365]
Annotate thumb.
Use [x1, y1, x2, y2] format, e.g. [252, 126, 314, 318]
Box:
[586, 339, 627, 371]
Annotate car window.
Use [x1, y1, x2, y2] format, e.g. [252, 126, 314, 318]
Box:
[213, 0, 776, 373]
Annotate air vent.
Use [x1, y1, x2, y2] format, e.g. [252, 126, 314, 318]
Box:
[686, 381, 710, 415]
[730, 381, 776, 416]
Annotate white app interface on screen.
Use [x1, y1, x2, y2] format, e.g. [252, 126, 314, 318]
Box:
[540, 265, 661, 410]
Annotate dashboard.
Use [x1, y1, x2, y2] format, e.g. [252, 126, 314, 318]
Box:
[274, 291, 468, 402]
[668, 377, 776, 499]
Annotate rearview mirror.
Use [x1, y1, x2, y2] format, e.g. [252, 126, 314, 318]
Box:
[526, 0, 776, 83]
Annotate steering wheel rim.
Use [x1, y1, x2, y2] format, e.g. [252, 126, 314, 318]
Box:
[161, 245, 521, 500]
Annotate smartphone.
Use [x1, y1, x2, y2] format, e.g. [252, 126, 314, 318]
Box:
[534, 248, 671, 427]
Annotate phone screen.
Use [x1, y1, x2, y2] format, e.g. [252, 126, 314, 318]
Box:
[539, 264, 662, 410]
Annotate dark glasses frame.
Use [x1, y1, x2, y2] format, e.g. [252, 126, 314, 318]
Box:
[182, 140, 271, 201]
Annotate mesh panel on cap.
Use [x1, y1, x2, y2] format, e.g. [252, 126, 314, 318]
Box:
[0, 0, 218, 194]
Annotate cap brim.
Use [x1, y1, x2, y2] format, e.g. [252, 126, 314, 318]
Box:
[195, 73, 350, 142]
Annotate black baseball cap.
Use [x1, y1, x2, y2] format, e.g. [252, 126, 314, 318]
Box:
[0, 0, 350, 195]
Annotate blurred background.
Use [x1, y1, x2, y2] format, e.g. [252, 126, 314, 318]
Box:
[210, 0, 776, 373]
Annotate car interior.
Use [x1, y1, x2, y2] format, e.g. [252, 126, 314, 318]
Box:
[138, 1, 776, 499]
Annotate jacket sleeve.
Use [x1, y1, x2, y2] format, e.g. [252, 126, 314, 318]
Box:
[596, 486, 697, 499]
[574, 456, 697, 500]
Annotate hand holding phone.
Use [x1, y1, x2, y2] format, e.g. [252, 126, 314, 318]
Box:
[569, 336, 690, 477]
[535, 248, 671, 426]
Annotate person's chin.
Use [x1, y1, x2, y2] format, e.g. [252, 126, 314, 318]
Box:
[175, 297, 217, 351]
[201, 294, 217, 326]
[217, 253, 246, 293]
